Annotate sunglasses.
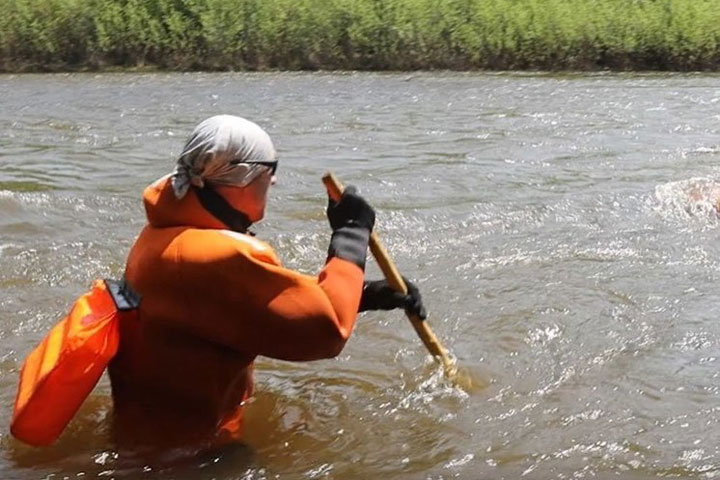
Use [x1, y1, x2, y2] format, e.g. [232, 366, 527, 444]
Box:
[254, 161, 278, 176]
[230, 160, 278, 176]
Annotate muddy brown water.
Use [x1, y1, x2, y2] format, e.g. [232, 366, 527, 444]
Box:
[2, 72, 720, 479]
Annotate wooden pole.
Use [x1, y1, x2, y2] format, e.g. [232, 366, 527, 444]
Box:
[322, 172, 456, 375]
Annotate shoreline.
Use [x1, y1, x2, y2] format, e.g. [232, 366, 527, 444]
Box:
[4, 65, 720, 75]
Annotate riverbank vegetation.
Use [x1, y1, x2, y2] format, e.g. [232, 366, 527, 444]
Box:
[1, 0, 720, 71]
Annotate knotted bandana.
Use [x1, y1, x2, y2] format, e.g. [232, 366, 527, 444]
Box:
[171, 115, 278, 199]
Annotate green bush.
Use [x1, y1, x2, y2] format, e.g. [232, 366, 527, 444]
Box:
[1, 0, 720, 71]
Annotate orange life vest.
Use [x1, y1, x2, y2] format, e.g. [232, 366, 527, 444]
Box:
[107, 176, 364, 448]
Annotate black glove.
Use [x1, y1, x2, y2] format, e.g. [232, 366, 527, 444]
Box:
[326, 186, 375, 270]
[359, 277, 427, 320]
[327, 185, 375, 232]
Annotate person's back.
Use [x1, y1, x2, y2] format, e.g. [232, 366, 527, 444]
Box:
[107, 115, 426, 452]
[109, 176, 260, 448]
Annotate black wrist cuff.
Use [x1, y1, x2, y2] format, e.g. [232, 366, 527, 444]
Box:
[327, 226, 370, 270]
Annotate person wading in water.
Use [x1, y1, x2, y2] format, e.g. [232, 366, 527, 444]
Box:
[108, 114, 426, 454]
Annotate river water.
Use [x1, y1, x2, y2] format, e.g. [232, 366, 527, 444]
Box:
[2, 72, 720, 479]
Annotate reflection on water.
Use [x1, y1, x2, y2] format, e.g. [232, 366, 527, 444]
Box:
[2, 72, 720, 479]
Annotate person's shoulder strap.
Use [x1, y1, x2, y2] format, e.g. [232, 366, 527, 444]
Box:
[104, 279, 141, 311]
[192, 185, 252, 233]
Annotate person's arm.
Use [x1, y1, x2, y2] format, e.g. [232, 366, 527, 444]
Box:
[224, 255, 366, 361]
[247, 186, 375, 359]
[175, 187, 376, 361]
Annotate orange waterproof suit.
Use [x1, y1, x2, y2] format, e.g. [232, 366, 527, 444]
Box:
[108, 176, 364, 448]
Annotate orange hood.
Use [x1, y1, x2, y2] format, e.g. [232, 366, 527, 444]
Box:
[143, 175, 227, 230]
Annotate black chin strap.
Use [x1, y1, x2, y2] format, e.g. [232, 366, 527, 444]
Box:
[192, 186, 252, 234]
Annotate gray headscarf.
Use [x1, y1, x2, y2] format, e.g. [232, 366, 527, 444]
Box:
[171, 115, 277, 199]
